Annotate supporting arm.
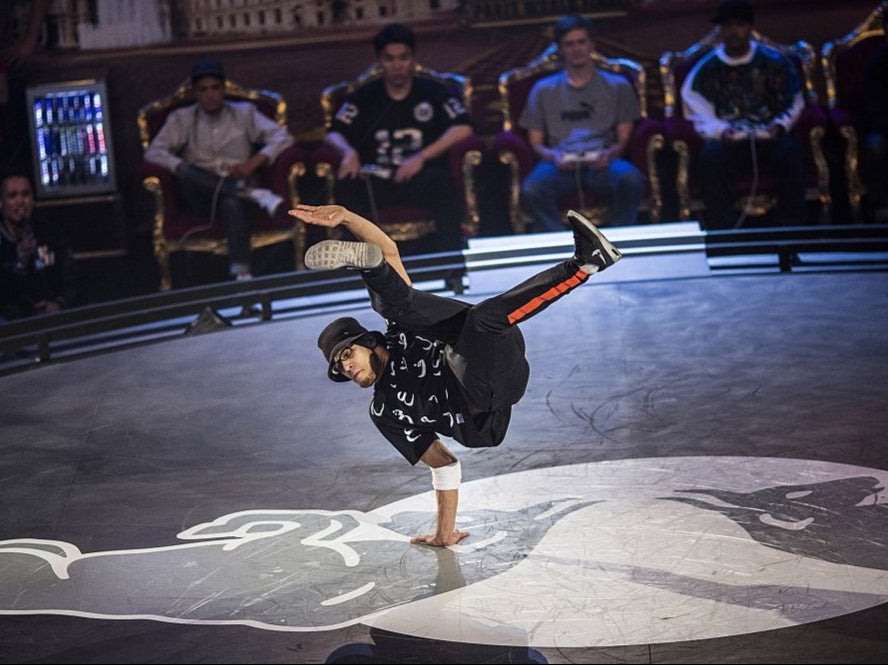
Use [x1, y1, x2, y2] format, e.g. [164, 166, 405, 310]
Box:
[411, 439, 470, 547]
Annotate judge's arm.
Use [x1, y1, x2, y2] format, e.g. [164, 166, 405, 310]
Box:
[528, 128, 560, 165]
[395, 124, 472, 183]
[325, 131, 361, 179]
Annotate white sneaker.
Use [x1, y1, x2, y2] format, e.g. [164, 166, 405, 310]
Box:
[305, 240, 384, 271]
[246, 188, 284, 216]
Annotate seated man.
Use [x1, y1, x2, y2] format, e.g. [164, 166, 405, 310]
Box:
[860, 8, 888, 222]
[518, 14, 645, 232]
[680, 0, 806, 229]
[324, 23, 473, 254]
[0, 173, 76, 321]
[144, 59, 295, 280]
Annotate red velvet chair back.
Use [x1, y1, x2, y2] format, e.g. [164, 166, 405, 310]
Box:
[821, 1, 887, 221]
[831, 36, 882, 115]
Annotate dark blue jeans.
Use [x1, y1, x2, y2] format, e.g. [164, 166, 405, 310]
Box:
[698, 134, 807, 229]
[862, 130, 888, 218]
[519, 158, 645, 231]
[177, 165, 254, 274]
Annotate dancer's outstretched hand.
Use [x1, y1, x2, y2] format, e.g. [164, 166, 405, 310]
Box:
[289, 204, 349, 228]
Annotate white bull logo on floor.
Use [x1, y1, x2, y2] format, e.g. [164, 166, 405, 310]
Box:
[0, 499, 596, 630]
[1, 457, 887, 648]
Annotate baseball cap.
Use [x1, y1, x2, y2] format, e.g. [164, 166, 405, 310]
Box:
[190, 59, 226, 84]
[712, 0, 754, 24]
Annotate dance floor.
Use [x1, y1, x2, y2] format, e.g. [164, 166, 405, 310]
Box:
[1, 233, 887, 664]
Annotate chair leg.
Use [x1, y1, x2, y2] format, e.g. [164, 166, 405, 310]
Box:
[448, 272, 465, 295]
[155, 244, 173, 291]
[293, 223, 306, 271]
[675, 141, 693, 221]
[499, 151, 527, 234]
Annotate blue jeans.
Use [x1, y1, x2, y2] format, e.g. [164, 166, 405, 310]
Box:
[178, 165, 254, 275]
[698, 134, 806, 229]
[519, 158, 645, 231]
[862, 130, 888, 217]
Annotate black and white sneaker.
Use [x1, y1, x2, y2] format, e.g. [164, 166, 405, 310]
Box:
[304, 240, 384, 271]
[566, 210, 623, 273]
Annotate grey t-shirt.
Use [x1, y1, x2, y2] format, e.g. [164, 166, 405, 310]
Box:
[519, 69, 640, 153]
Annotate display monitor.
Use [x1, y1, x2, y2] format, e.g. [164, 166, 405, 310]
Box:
[25, 79, 118, 199]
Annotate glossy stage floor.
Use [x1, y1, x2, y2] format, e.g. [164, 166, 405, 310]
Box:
[2, 229, 887, 664]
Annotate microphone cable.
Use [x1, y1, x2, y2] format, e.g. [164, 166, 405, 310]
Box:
[363, 172, 380, 225]
[180, 172, 227, 243]
[574, 161, 586, 214]
[734, 130, 759, 229]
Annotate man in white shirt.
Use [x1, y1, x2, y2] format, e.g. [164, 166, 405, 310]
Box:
[144, 59, 294, 280]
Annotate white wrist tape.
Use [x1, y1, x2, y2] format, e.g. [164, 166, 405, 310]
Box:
[430, 460, 461, 490]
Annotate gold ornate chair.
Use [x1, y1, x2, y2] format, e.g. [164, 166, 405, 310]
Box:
[821, 1, 887, 222]
[138, 79, 308, 291]
[311, 63, 486, 244]
[660, 28, 831, 225]
[491, 44, 665, 233]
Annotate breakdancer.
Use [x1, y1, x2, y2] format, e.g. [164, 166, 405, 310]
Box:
[289, 204, 622, 547]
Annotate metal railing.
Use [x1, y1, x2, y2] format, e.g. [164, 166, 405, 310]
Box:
[2, 223, 887, 377]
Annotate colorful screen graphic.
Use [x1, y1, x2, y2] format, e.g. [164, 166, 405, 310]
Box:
[25, 79, 118, 198]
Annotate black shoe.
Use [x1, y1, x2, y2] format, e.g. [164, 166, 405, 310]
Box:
[566, 210, 623, 273]
[304, 240, 384, 271]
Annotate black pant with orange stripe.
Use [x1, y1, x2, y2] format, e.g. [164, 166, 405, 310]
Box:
[362, 257, 591, 414]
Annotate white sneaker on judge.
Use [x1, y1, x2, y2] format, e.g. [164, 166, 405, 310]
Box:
[246, 188, 284, 216]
